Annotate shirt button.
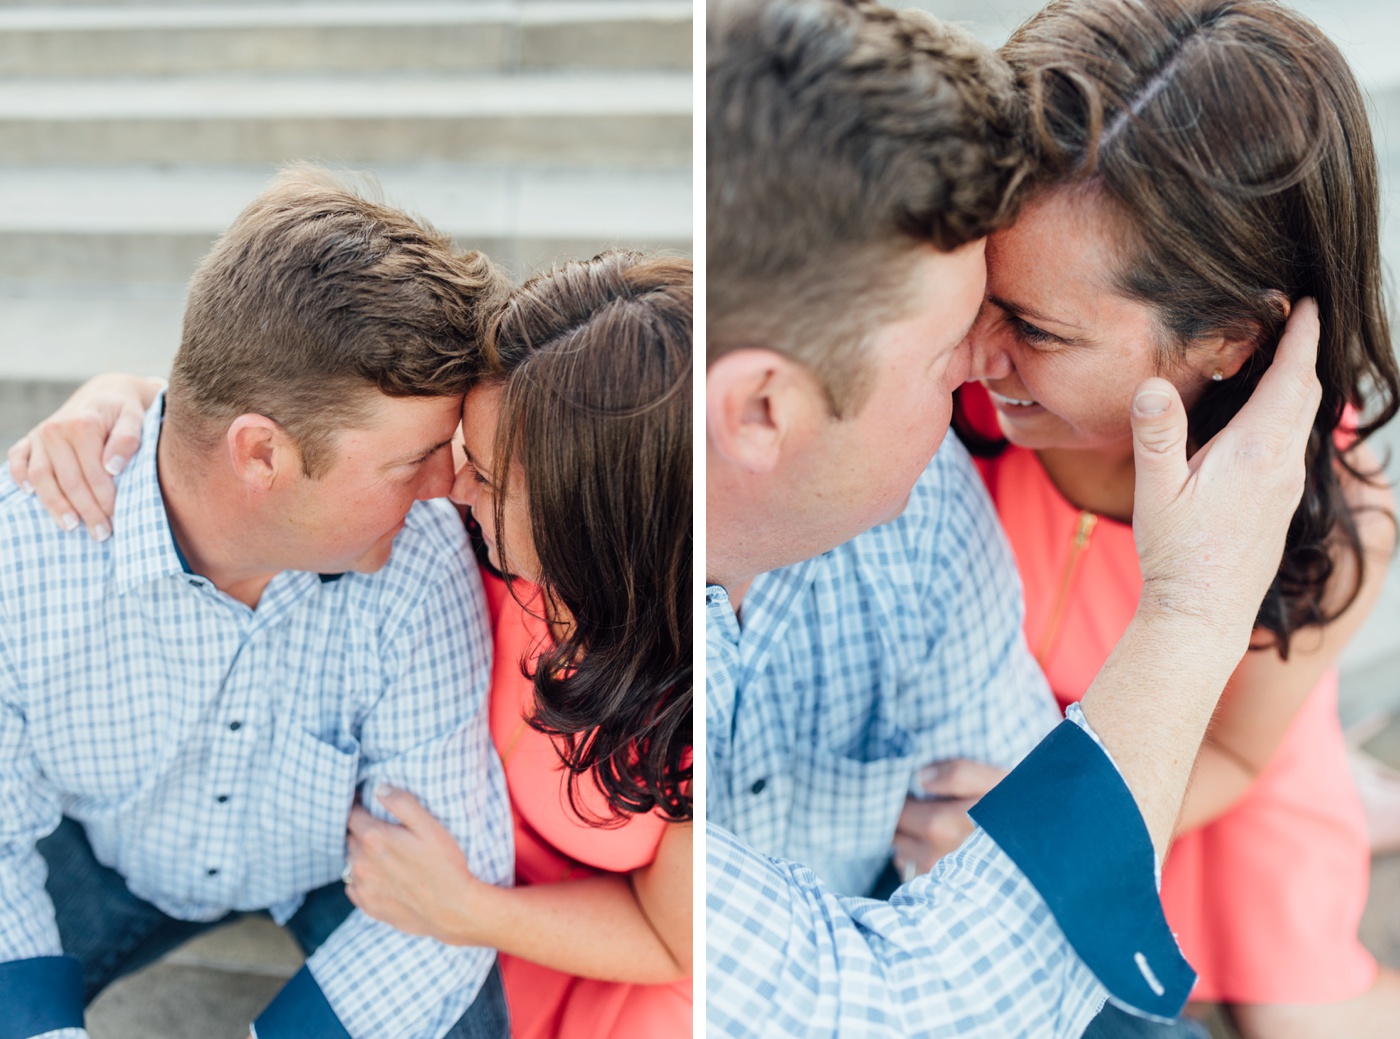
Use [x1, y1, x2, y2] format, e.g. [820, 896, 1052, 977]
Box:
[216, 795, 229, 803]
[206, 868, 219, 876]
[228, 721, 242, 732]
[750, 778, 767, 795]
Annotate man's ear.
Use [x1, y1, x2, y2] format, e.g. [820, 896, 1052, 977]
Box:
[707, 349, 823, 474]
[226, 414, 293, 490]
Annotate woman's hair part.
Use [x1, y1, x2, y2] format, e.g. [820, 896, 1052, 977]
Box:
[1000, 0, 1400, 654]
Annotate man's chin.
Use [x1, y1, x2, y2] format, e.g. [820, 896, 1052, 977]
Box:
[337, 529, 403, 575]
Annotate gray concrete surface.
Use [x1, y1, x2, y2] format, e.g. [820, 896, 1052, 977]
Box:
[0, 0, 693, 389]
[0, 2, 692, 76]
[86, 918, 303, 1039]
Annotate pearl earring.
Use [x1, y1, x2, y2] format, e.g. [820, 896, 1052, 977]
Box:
[1211, 369, 1224, 382]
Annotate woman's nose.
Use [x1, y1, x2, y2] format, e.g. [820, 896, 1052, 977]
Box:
[448, 462, 477, 507]
[963, 314, 1012, 382]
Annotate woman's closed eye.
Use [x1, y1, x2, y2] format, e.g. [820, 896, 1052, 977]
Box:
[1006, 313, 1062, 348]
[461, 455, 491, 488]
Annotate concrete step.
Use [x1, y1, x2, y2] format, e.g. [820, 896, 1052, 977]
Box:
[87, 917, 303, 1039]
[0, 164, 693, 280]
[0, 71, 691, 166]
[0, 282, 184, 384]
[0, 2, 691, 76]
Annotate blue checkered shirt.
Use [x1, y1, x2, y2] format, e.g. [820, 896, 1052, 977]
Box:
[706, 437, 1200, 1036]
[707, 435, 1060, 897]
[0, 399, 512, 1039]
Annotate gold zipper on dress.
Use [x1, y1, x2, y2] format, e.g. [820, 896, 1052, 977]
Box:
[1034, 510, 1098, 668]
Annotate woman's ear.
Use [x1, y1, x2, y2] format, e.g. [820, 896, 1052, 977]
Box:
[1199, 293, 1293, 381]
[707, 349, 824, 474]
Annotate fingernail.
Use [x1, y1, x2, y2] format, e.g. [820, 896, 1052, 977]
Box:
[919, 764, 947, 786]
[20, 480, 34, 494]
[1134, 390, 1171, 416]
[61, 512, 79, 532]
[92, 523, 111, 543]
[104, 456, 127, 476]
[376, 783, 397, 801]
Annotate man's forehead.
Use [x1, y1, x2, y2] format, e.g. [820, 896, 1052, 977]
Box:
[336, 392, 463, 461]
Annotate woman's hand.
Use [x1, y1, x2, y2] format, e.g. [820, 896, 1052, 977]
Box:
[893, 759, 1008, 878]
[345, 785, 486, 945]
[6, 373, 159, 539]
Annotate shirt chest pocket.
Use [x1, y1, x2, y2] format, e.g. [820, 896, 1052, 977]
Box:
[256, 726, 361, 863]
[786, 737, 917, 896]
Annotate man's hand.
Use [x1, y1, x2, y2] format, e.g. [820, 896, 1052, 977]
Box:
[1081, 297, 1322, 856]
[6, 373, 156, 539]
[894, 759, 1008, 878]
[1131, 298, 1321, 656]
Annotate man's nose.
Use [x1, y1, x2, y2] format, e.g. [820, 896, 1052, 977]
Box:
[418, 449, 456, 501]
[964, 315, 1012, 382]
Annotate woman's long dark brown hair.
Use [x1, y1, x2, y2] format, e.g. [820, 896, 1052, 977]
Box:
[481, 251, 692, 821]
[997, 0, 1399, 656]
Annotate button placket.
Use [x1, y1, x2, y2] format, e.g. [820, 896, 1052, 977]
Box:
[195, 635, 261, 893]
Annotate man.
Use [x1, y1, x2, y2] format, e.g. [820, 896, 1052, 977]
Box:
[706, 1, 1321, 1036]
[0, 169, 513, 1039]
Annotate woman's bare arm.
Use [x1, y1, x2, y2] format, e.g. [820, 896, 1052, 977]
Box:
[346, 787, 692, 984]
[6, 372, 161, 537]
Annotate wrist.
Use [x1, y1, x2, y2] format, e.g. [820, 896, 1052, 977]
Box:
[1130, 591, 1251, 671]
[438, 873, 501, 947]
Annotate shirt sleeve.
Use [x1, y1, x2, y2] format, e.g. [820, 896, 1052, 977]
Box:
[707, 718, 1195, 1037]
[256, 557, 511, 1039]
[0, 608, 88, 1039]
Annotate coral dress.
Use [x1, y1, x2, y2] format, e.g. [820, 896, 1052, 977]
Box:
[960, 383, 1375, 1004]
[482, 570, 693, 1038]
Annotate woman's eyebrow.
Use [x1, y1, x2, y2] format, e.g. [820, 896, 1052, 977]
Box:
[461, 443, 494, 481]
[987, 293, 1087, 332]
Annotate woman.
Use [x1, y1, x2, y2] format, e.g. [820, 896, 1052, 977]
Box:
[9, 249, 693, 1039]
[955, 1, 1398, 1035]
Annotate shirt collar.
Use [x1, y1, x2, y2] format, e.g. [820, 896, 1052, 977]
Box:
[110, 393, 191, 593]
[708, 554, 822, 682]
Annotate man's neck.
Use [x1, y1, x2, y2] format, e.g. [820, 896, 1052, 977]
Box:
[157, 431, 279, 609]
[706, 568, 754, 615]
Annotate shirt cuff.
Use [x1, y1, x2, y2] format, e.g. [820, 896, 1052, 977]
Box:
[968, 719, 1195, 1022]
[0, 956, 85, 1039]
[254, 966, 352, 1039]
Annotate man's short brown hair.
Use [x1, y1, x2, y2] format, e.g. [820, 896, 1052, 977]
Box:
[168, 165, 508, 476]
[707, 0, 1031, 413]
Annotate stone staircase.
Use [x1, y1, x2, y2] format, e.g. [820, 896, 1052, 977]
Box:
[0, 3, 691, 1036]
[0, 0, 692, 444]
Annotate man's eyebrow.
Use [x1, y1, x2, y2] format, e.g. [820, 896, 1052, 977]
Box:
[385, 436, 453, 468]
[987, 293, 1087, 333]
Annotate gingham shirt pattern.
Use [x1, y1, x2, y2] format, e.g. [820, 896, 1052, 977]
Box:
[706, 823, 1107, 1038]
[0, 400, 511, 1039]
[706, 434, 1061, 897]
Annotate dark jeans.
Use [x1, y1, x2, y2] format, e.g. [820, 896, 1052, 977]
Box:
[1082, 1003, 1211, 1039]
[39, 816, 508, 1038]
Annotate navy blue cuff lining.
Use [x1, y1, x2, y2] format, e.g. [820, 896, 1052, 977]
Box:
[0, 955, 84, 1039]
[968, 720, 1196, 1020]
[254, 965, 352, 1039]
